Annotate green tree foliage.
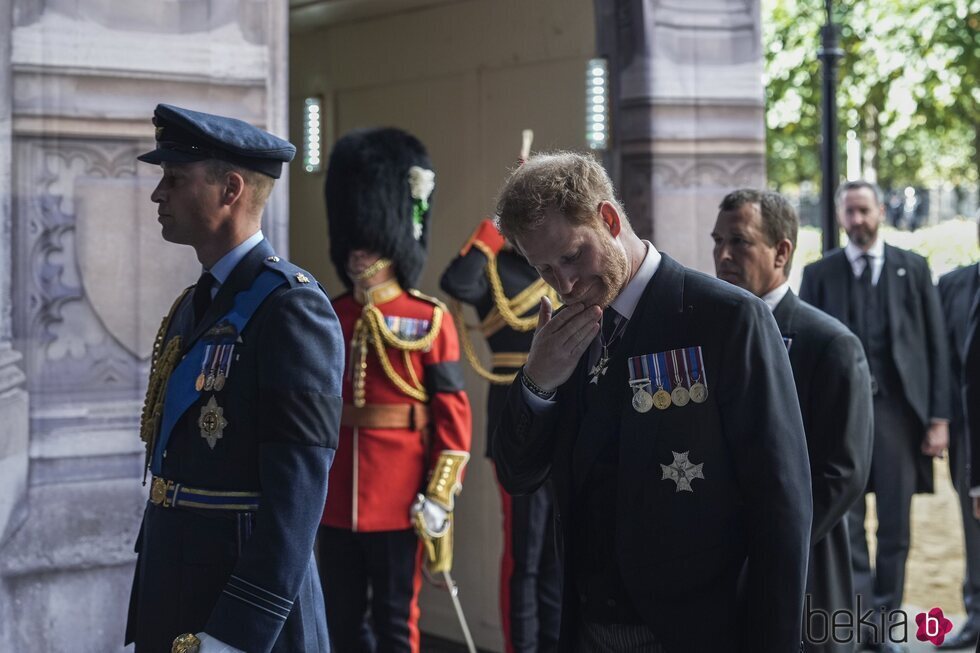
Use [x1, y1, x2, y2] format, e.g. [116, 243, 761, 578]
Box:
[764, 0, 979, 191]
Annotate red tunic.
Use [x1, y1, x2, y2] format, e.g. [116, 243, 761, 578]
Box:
[322, 286, 472, 532]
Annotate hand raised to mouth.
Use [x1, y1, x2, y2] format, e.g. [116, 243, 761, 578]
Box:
[522, 297, 601, 392]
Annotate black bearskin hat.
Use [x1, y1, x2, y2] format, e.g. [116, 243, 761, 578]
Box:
[325, 127, 434, 290]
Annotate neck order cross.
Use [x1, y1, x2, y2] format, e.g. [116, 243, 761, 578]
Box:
[589, 309, 627, 384]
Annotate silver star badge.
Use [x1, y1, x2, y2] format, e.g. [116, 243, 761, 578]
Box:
[661, 450, 704, 493]
[198, 396, 228, 450]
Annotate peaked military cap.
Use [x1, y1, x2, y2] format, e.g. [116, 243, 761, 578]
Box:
[325, 127, 434, 290]
[138, 104, 296, 179]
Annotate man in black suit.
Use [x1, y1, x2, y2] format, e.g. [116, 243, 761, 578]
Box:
[491, 153, 812, 653]
[800, 180, 950, 653]
[968, 234, 980, 535]
[712, 189, 873, 653]
[943, 222, 980, 648]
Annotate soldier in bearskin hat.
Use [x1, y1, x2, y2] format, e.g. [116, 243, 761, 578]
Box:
[318, 127, 473, 653]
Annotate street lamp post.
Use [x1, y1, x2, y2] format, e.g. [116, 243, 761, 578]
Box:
[818, 0, 843, 252]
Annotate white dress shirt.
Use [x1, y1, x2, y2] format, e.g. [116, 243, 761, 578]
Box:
[761, 281, 791, 313]
[844, 237, 885, 286]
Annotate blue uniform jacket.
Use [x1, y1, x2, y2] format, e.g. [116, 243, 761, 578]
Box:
[126, 239, 343, 653]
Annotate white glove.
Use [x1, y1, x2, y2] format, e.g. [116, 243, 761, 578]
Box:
[410, 495, 449, 535]
[198, 633, 245, 653]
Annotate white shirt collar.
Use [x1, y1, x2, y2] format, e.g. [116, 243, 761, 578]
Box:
[610, 240, 661, 320]
[761, 281, 791, 313]
[844, 236, 884, 265]
[206, 230, 264, 289]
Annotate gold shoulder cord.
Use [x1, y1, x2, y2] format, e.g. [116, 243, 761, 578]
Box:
[352, 296, 444, 406]
[450, 299, 517, 385]
[471, 240, 560, 333]
[453, 243, 560, 385]
[139, 289, 189, 483]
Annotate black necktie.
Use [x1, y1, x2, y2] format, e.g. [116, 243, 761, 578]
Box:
[193, 272, 216, 326]
[859, 253, 873, 288]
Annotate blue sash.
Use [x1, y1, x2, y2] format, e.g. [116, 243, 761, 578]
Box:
[151, 270, 286, 474]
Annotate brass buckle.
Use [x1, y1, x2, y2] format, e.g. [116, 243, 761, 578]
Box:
[150, 477, 174, 507]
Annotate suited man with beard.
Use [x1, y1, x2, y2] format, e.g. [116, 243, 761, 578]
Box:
[800, 180, 950, 653]
[941, 220, 980, 649]
[712, 189, 873, 653]
[491, 153, 812, 653]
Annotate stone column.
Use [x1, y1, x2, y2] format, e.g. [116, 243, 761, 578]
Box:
[0, 0, 31, 648]
[596, 0, 766, 273]
[0, 3, 287, 649]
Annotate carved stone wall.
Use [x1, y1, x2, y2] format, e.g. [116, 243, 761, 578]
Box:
[0, 2, 290, 650]
[596, 0, 766, 272]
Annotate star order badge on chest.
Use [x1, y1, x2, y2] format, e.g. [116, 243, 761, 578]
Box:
[198, 396, 228, 449]
[661, 450, 705, 492]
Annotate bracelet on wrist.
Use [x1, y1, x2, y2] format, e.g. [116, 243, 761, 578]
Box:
[521, 368, 556, 400]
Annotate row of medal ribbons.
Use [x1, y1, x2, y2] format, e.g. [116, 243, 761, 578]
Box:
[627, 346, 709, 413]
[196, 343, 236, 392]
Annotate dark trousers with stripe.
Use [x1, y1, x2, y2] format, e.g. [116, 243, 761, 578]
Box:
[497, 476, 562, 653]
[318, 527, 423, 653]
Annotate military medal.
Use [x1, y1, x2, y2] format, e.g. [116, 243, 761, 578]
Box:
[204, 343, 222, 391]
[213, 344, 234, 391]
[632, 388, 654, 413]
[686, 346, 708, 403]
[195, 345, 212, 392]
[212, 345, 225, 391]
[627, 355, 653, 413]
[668, 349, 690, 407]
[661, 450, 705, 493]
[198, 396, 228, 449]
[650, 353, 672, 410]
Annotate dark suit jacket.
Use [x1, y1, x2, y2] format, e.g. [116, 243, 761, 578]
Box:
[958, 271, 980, 487]
[773, 291, 873, 653]
[800, 244, 950, 493]
[492, 254, 812, 653]
[126, 239, 344, 653]
[939, 264, 979, 477]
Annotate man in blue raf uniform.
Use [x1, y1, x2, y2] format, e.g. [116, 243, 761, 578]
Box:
[125, 104, 344, 653]
[491, 153, 812, 653]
